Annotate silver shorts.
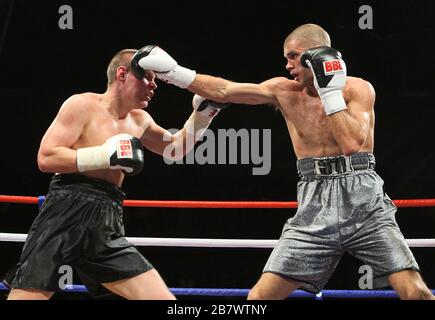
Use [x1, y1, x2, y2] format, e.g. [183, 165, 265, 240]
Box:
[264, 157, 419, 293]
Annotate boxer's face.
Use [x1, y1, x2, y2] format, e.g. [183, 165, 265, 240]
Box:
[284, 40, 314, 87]
[124, 68, 157, 109]
[138, 70, 157, 107]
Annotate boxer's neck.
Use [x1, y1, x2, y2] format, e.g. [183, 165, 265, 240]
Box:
[101, 87, 131, 119]
[305, 84, 319, 97]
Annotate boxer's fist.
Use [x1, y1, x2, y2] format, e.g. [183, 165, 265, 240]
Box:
[192, 94, 229, 117]
[184, 95, 229, 139]
[130, 45, 156, 80]
[106, 134, 144, 175]
[300, 46, 347, 115]
[131, 45, 196, 88]
[77, 134, 144, 176]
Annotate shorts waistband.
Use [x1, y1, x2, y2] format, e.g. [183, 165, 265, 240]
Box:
[49, 174, 126, 203]
[297, 152, 376, 179]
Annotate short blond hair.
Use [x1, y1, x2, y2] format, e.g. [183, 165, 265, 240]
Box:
[284, 24, 331, 48]
[106, 49, 137, 85]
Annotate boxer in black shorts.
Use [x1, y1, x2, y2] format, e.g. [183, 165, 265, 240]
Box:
[135, 24, 434, 299]
[12, 174, 152, 298]
[7, 49, 227, 300]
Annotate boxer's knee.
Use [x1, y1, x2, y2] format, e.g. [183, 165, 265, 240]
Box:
[7, 288, 54, 300]
[248, 273, 300, 300]
[400, 285, 434, 300]
[389, 270, 434, 300]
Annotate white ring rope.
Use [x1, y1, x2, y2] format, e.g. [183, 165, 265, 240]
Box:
[0, 233, 434, 248]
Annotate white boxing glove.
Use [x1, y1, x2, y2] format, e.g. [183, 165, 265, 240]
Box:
[76, 134, 144, 175]
[131, 45, 196, 89]
[184, 95, 229, 140]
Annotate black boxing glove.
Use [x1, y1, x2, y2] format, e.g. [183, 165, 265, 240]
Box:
[77, 134, 144, 176]
[300, 46, 347, 115]
[131, 45, 196, 88]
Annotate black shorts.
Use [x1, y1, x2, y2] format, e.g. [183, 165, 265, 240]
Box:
[12, 174, 153, 297]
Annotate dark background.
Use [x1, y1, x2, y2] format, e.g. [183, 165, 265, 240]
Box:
[0, 0, 434, 299]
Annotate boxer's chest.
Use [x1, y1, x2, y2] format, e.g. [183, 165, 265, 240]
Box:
[81, 112, 144, 146]
[279, 92, 340, 153]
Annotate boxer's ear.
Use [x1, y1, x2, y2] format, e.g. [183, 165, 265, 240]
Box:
[117, 66, 127, 81]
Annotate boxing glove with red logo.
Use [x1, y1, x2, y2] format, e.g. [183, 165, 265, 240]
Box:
[76, 134, 144, 176]
[301, 46, 347, 115]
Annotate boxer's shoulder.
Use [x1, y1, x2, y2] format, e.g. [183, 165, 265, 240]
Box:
[343, 77, 375, 101]
[61, 92, 101, 111]
[260, 77, 300, 104]
[263, 76, 295, 90]
[55, 93, 97, 122]
[129, 108, 151, 125]
[345, 76, 373, 89]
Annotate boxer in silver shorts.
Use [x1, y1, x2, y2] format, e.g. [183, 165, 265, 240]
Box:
[264, 152, 419, 293]
[135, 23, 434, 299]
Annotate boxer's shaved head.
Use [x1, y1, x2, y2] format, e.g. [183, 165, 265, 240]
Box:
[107, 49, 137, 85]
[284, 24, 331, 48]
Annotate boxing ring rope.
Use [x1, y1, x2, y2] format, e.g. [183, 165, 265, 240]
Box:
[2, 195, 435, 208]
[1, 194, 435, 299]
[0, 282, 433, 299]
[1, 233, 435, 248]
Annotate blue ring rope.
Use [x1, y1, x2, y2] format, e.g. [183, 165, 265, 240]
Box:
[2, 282, 433, 298]
[37, 196, 45, 209]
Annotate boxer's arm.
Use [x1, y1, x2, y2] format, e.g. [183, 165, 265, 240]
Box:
[132, 45, 289, 107]
[327, 80, 374, 155]
[140, 95, 226, 160]
[188, 74, 285, 106]
[140, 115, 193, 161]
[37, 95, 88, 173]
[140, 106, 213, 162]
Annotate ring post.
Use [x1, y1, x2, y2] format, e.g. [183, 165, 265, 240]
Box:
[37, 196, 46, 209]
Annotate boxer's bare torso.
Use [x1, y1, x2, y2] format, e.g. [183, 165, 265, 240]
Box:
[268, 76, 374, 159]
[70, 93, 150, 186]
[38, 68, 165, 187]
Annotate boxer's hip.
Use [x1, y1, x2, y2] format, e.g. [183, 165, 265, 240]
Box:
[46, 173, 126, 205]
